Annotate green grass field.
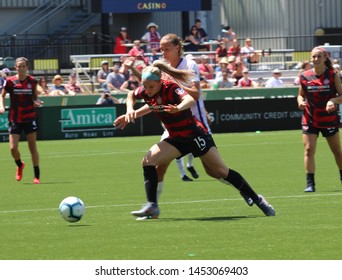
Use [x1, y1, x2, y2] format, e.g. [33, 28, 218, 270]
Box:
[0, 130, 342, 260]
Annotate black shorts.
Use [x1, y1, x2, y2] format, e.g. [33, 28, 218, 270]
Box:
[163, 133, 216, 159]
[302, 124, 338, 137]
[9, 121, 38, 135]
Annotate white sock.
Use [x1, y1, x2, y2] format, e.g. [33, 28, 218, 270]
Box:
[157, 181, 164, 202]
[186, 153, 194, 167]
[175, 157, 186, 177]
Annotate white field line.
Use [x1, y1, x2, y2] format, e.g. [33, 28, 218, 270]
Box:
[0, 192, 341, 215]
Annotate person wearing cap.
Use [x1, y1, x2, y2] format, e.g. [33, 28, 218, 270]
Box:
[221, 25, 237, 47]
[113, 27, 131, 54]
[114, 60, 275, 219]
[265, 68, 284, 88]
[214, 56, 230, 81]
[97, 60, 111, 89]
[105, 63, 125, 93]
[198, 54, 215, 80]
[297, 46, 342, 193]
[50, 74, 68, 96]
[141, 22, 161, 52]
[237, 69, 257, 87]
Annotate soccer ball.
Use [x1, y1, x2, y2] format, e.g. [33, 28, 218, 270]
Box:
[59, 196, 85, 222]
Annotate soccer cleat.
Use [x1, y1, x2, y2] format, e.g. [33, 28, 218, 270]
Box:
[33, 178, 41, 184]
[255, 195, 275, 216]
[182, 175, 193, 182]
[304, 185, 315, 192]
[187, 166, 199, 179]
[131, 202, 160, 219]
[16, 162, 25, 181]
[136, 216, 152, 221]
[240, 192, 254, 206]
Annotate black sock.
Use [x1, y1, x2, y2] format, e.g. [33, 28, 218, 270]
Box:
[34, 166, 40, 179]
[225, 169, 259, 202]
[15, 159, 22, 167]
[339, 170, 342, 181]
[306, 173, 315, 186]
[143, 166, 158, 204]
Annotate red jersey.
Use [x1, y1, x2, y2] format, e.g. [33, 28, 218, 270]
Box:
[133, 80, 208, 141]
[300, 68, 339, 128]
[5, 75, 37, 123]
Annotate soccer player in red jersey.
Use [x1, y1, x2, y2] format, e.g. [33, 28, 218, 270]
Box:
[298, 47, 342, 192]
[0, 57, 42, 184]
[115, 60, 275, 219]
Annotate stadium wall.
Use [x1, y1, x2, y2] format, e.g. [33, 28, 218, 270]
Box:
[0, 98, 302, 142]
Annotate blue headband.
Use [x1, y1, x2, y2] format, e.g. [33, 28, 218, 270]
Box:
[141, 72, 160, 81]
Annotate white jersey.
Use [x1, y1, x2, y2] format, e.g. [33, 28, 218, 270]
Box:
[177, 58, 211, 133]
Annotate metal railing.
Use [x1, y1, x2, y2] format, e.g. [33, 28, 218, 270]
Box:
[0, 33, 340, 71]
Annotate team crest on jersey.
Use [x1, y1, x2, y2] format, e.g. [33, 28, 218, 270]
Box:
[175, 88, 185, 96]
[27, 83, 32, 89]
[323, 78, 330, 85]
[156, 96, 162, 105]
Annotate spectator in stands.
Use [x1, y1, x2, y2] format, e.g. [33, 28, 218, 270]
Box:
[221, 25, 237, 47]
[265, 68, 284, 88]
[198, 55, 215, 80]
[119, 56, 131, 80]
[113, 27, 131, 54]
[120, 71, 140, 92]
[237, 69, 258, 87]
[149, 48, 160, 64]
[141, 22, 161, 52]
[96, 90, 119, 105]
[97, 60, 111, 89]
[200, 77, 210, 89]
[215, 40, 228, 63]
[231, 61, 244, 86]
[36, 77, 50, 95]
[185, 54, 200, 64]
[50, 75, 68, 96]
[65, 72, 84, 95]
[128, 40, 149, 66]
[215, 57, 230, 80]
[106, 64, 125, 93]
[0, 68, 10, 92]
[191, 19, 208, 42]
[228, 39, 241, 57]
[241, 38, 260, 68]
[333, 63, 342, 79]
[227, 55, 237, 72]
[217, 71, 234, 88]
[294, 60, 312, 85]
[184, 26, 200, 52]
[1, 68, 11, 78]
